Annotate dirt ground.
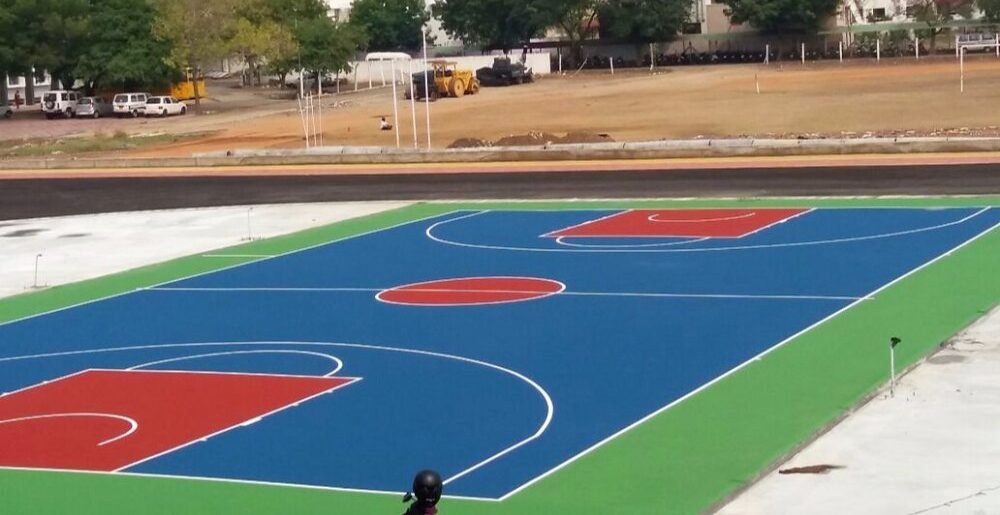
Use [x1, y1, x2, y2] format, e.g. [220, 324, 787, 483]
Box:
[5, 56, 1000, 157]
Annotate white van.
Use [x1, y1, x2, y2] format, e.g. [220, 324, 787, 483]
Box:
[42, 90, 81, 119]
[113, 92, 150, 118]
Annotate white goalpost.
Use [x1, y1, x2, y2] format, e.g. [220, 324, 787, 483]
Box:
[957, 34, 1000, 93]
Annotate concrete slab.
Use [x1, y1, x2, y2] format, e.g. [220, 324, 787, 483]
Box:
[719, 307, 1000, 515]
[0, 201, 409, 298]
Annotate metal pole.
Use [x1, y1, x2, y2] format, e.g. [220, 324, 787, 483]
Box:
[876, 39, 881, 62]
[765, 44, 770, 65]
[391, 60, 400, 148]
[996, 34, 999, 57]
[422, 28, 432, 150]
[889, 337, 901, 398]
[916, 38, 920, 60]
[649, 42, 655, 72]
[409, 61, 418, 149]
[246, 207, 253, 240]
[317, 73, 323, 147]
[839, 40, 843, 62]
[801, 42, 806, 64]
[961, 47, 965, 93]
[33, 253, 42, 289]
[610, 56, 615, 75]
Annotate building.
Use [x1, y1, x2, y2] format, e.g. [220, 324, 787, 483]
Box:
[3, 69, 57, 106]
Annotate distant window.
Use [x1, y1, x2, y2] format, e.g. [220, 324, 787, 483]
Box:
[6, 75, 19, 87]
[33, 70, 48, 86]
[682, 22, 702, 34]
[147, 98, 162, 104]
[869, 7, 888, 21]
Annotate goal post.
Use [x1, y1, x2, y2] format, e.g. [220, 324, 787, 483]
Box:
[957, 35, 1000, 93]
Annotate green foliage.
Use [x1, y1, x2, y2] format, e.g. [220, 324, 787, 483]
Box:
[75, 0, 178, 91]
[12, 0, 92, 88]
[350, 0, 430, 51]
[722, 0, 840, 34]
[978, 0, 1000, 23]
[298, 16, 365, 75]
[436, 0, 553, 51]
[599, 0, 691, 43]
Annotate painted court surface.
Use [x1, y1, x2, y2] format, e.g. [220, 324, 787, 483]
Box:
[0, 204, 998, 509]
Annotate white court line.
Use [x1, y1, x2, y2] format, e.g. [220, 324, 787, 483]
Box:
[554, 236, 709, 248]
[0, 465, 499, 503]
[0, 210, 462, 330]
[427, 207, 993, 253]
[147, 287, 865, 302]
[539, 209, 630, 237]
[111, 376, 362, 472]
[201, 254, 276, 259]
[374, 276, 567, 307]
[737, 208, 816, 239]
[0, 412, 138, 446]
[127, 350, 344, 377]
[647, 212, 756, 223]
[0, 340, 553, 498]
[497, 218, 1000, 501]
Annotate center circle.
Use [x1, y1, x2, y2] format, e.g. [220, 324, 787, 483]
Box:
[376, 276, 566, 306]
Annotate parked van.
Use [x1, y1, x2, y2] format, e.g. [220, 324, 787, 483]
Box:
[42, 90, 81, 119]
[113, 92, 150, 118]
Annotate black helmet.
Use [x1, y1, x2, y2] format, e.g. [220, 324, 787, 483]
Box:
[406, 469, 443, 506]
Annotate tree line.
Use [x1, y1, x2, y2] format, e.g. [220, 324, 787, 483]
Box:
[4, 0, 998, 99]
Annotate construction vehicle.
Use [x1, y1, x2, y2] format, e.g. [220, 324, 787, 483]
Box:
[476, 57, 534, 87]
[405, 60, 480, 101]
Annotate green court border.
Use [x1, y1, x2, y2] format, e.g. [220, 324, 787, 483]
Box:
[1, 196, 997, 514]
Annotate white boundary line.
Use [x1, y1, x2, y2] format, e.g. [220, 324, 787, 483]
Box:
[111, 376, 362, 472]
[374, 276, 567, 307]
[0, 340, 553, 500]
[554, 236, 709, 248]
[0, 412, 138, 446]
[0, 210, 461, 331]
[647, 212, 757, 223]
[497, 218, 1000, 501]
[428, 208, 994, 253]
[539, 209, 631, 237]
[147, 287, 865, 302]
[736, 208, 816, 239]
[0, 465, 498, 503]
[127, 350, 344, 377]
[201, 254, 277, 259]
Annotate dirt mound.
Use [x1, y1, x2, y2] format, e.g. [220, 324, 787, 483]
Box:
[448, 131, 615, 149]
[495, 131, 562, 147]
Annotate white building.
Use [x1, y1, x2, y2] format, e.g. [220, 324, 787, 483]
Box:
[3, 69, 56, 106]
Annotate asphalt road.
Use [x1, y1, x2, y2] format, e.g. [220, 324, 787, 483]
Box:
[2, 163, 999, 220]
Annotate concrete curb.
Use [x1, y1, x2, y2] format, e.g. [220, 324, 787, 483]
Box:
[4, 137, 1000, 170]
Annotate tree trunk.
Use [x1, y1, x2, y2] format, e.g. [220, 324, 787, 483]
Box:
[25, 77, 35, 106]
[0, 78, 8, 106]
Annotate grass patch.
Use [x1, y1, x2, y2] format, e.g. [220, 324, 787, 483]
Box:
[0, 132, 205, 158]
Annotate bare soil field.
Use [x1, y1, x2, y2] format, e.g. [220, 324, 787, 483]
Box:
[4, 56, 1000, 158]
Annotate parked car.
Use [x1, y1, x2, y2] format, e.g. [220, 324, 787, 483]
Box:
[113, 92, 150, 118]
[42, 90, 82, 119]
[0, 104, 11, 119]
[144, 96, 187, 117]
[76, 97, 114, 119]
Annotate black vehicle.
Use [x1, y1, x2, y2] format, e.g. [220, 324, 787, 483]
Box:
[476, 57, 534, 87]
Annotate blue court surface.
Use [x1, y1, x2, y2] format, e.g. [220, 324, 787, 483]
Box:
[0, 206, 996, 500]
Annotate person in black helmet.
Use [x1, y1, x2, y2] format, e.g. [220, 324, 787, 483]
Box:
[402, 470, 443, 515]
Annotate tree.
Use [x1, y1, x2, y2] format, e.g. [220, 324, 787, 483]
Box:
[912, 0, 974, 52]
[538, 0, 600, 66]
[436, 0, 552, 52]
[722, 0, 840, 35]
[979, 0, 1000, 23]
[21, 0, 92, 90]
[298, 17, 365, 79]
[600, 0, 691, 44]
[229, 17, 298, 86]
[75, 0, 178, 92]
[153, 0, 241, 106]
[350, 0, 430, 52]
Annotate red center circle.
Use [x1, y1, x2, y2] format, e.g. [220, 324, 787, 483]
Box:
[376, 276, 565, 306]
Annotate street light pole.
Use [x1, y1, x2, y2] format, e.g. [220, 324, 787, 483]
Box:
[33, 253, 42, 289]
